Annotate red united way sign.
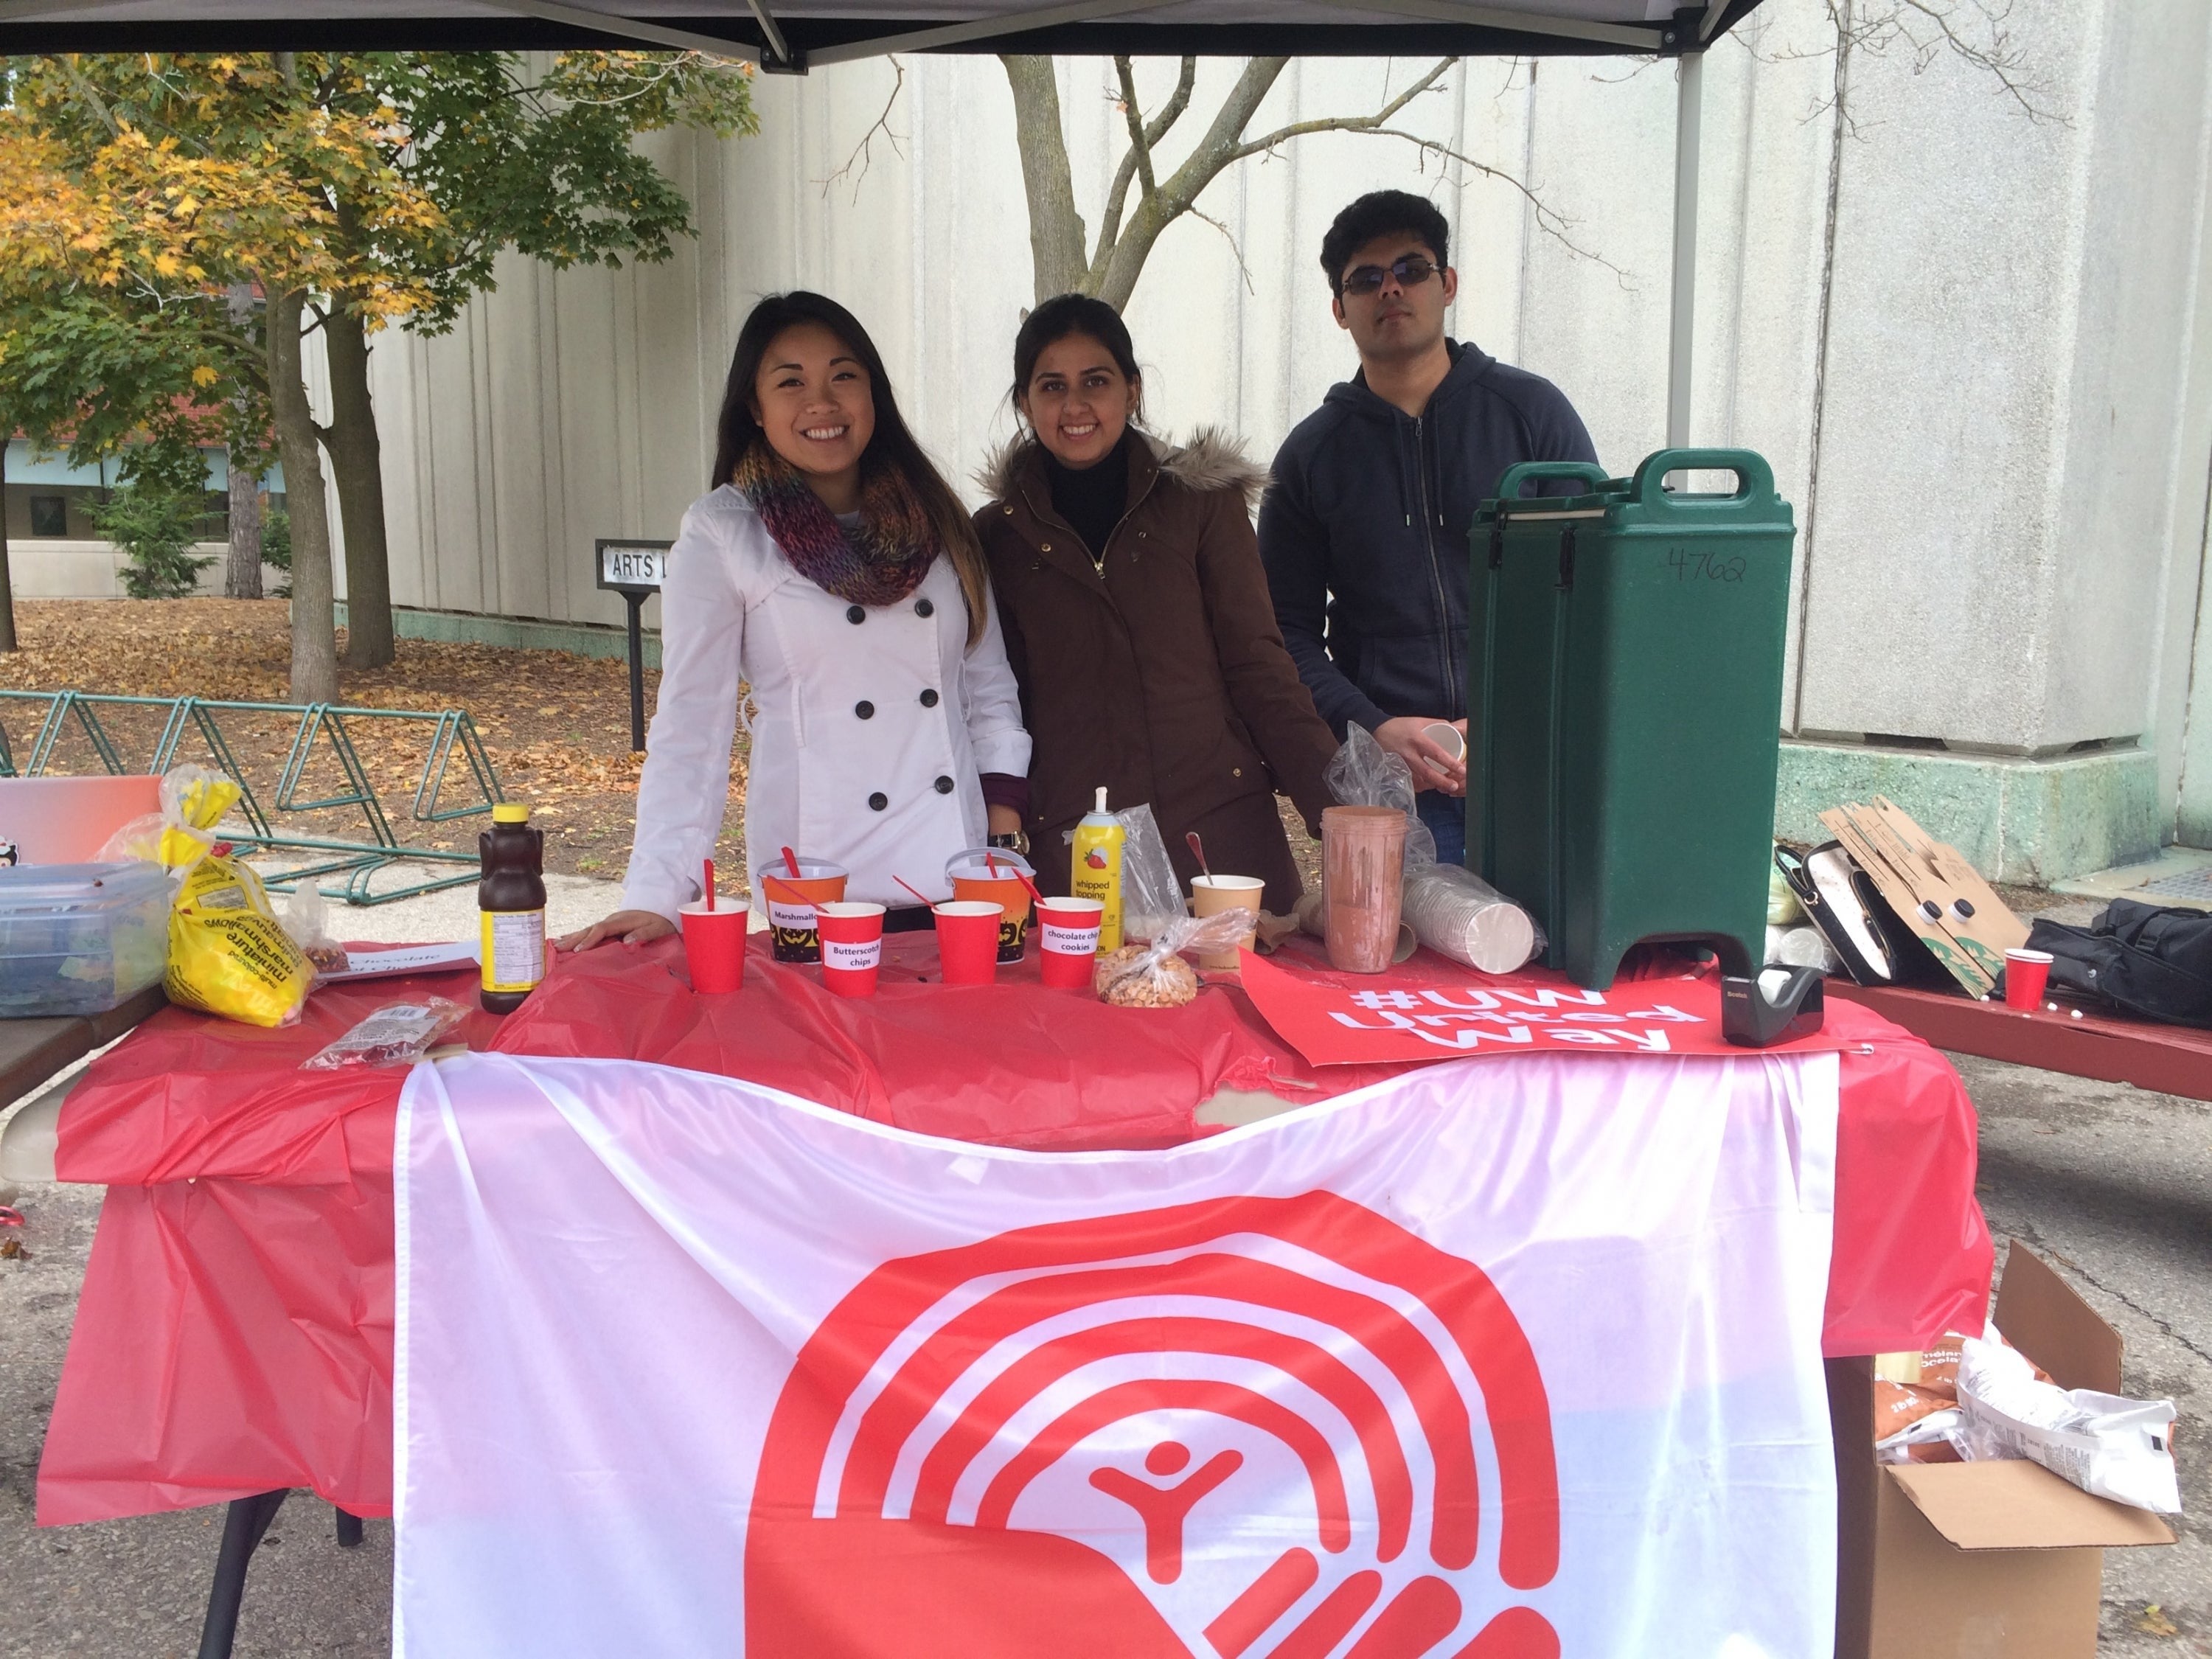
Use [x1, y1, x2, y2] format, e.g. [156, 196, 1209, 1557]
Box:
[1234, 950, 1838, 1068]
[744, 1193, 1560, 1659]
[396, 1049, 1846, 1658]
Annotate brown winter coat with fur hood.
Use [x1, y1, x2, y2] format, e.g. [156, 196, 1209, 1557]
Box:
[975, 427, 1338, 911]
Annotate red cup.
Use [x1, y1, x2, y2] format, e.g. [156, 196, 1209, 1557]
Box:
[933, 900, 1002, 986]
[1035, 895, 1105, 990]
[2003, 947, 2053, 1010]
[816, 901, 886, 998]
[680, 901, 747, 994]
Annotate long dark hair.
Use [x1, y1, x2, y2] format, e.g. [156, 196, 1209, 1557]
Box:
[1010, 293, 1145, 427]
[712, 291, 990, 648]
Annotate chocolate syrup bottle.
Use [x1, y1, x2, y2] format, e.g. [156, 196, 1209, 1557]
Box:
[479, 802, 546, 1015]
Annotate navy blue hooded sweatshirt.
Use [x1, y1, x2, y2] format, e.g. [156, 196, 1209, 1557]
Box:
[1259, 340, 1598, 740]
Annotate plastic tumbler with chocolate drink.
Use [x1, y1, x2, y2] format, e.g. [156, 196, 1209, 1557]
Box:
[762, 858, 848, 963]
[1322, 806, 1408, 973]
[945, 848, 1034, 964]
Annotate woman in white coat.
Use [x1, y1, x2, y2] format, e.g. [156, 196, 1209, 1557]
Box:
[561, 292, 1031, 950]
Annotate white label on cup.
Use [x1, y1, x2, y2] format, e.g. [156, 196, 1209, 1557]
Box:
[767, 899, 817, 931]
[823, 936, 882, 972]
[1042, 920, 1102, 956]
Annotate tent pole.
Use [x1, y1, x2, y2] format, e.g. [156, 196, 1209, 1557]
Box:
[1666, 49, 1704, 451]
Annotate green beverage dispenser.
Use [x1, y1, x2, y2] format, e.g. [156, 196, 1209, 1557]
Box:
[1466, 449, 1796, 990]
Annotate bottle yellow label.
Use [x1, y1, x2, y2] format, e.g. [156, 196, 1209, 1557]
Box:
[1070, 821, 1125, 952]
[481, 908, 546, 994]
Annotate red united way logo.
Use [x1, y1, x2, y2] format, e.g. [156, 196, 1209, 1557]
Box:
[746, 1192, 1560, 1658]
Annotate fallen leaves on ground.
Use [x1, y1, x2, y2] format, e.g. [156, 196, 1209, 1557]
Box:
[0, 598, 748, 879]
[2137, 1605, 2182, 1638]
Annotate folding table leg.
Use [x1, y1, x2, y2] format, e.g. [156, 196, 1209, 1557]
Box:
[195, 1489, 288, 1659]
[335, 1506, 364, 1548]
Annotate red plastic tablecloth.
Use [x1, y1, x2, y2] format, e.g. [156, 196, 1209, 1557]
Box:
[38, 936, 1990, 1524]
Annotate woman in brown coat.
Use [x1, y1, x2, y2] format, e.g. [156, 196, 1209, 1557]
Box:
[974, 293, 1338, 912]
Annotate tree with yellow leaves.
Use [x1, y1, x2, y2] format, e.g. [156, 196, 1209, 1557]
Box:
[0, 49, 756, 695]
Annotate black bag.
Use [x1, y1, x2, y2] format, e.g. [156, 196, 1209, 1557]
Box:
[2025, 898, 2212, 1029]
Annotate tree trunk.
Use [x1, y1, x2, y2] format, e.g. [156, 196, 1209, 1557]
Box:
[999, 57, 1091, 304]
[226, 448, 263, 599]
[0, 439, 16, 652]
[268, 286, 339, 703]
[323, 297, 394, 669]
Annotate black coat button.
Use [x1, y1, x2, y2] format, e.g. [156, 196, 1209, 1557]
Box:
[933, 776, 953, 794]
[868, 792, 888, 811]
[915, 597, 935, 618]
[919, 689, 939, 709]
[846, 605, 866, 625]
[855, 700, 874, 720]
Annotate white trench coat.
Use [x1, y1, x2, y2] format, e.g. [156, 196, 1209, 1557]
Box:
[620, 485, 1032, 918]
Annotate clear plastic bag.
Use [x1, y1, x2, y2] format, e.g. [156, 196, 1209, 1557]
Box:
[302, 996, 468, 1070]
[282, 886, 350, 977]
[1325, 725, 1436, 868]
[1113, 802, 1186, 943]
[1324, 726, 1542, 973]
[1093, 909, 1255, 1007]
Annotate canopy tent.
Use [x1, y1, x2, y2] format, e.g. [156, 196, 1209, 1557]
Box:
[0, 1, 1764, 66]
[0, 0, 1773, 443]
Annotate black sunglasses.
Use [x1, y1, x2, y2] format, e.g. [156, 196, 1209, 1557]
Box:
[1341, 255, 1441, 296]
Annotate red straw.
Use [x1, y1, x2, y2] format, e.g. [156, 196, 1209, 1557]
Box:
[781, 845, 803, 880]
[894, 875, 935, 908]
[704, 858, 716, 913]
[986, 850, 1045, 905]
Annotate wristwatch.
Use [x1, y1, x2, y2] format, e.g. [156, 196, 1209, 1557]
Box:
[987, 830, 1031, 857]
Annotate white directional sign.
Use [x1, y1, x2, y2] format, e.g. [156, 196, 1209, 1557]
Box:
[596, 540, 671, 592]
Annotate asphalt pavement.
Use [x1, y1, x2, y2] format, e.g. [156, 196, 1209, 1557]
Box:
[0, 874, 2205, 1655]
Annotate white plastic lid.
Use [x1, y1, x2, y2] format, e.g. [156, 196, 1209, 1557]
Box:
[0, 859, 170, 908]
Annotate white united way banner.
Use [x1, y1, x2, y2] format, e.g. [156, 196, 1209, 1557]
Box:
[394, 1049, 1840, 1659]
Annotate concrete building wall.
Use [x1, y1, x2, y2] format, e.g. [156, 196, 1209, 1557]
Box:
[351, 0, 2212, 880]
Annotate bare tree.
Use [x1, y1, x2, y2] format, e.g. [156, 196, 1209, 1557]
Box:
[995, 56, 1616, 310]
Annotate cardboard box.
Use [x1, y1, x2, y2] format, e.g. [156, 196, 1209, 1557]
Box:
[1831, 1245, 2176, 1658]
[1818, 798, 2030, 998]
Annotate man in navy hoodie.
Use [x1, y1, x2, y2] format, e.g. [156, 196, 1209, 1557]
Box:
[1260, 190, 1598, 866]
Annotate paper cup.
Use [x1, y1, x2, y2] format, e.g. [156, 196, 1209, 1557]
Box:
[933, 900, 1003, 986]
[2003, 947, 2054, 1010]
[1189, 874, 1265, 970]
[760, 859, 848, 963]
[1035, 895, 1105, 990]
[679, 901, 747, 994]
[816, 901, 886, 998]
[947, 849, 1035, 964]
[1423, 721, 1467, 765]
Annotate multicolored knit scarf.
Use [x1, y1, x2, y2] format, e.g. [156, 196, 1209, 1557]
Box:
[732, 439, 941, 608]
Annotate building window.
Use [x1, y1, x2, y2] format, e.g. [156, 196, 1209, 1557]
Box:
[29, 495, 68, 538]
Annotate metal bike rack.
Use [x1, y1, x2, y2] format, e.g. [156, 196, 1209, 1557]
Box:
[0, 690, 505, 904]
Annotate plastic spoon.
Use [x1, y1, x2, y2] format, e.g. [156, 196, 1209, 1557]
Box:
[704, 858, 715, 913]
[894, 875, 935, 908]
[1186, 832, 1212, 880]
[780, 845, 803, 880]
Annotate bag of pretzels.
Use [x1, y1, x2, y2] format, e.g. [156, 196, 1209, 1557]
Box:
[1093, 908, 1256, 1007]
